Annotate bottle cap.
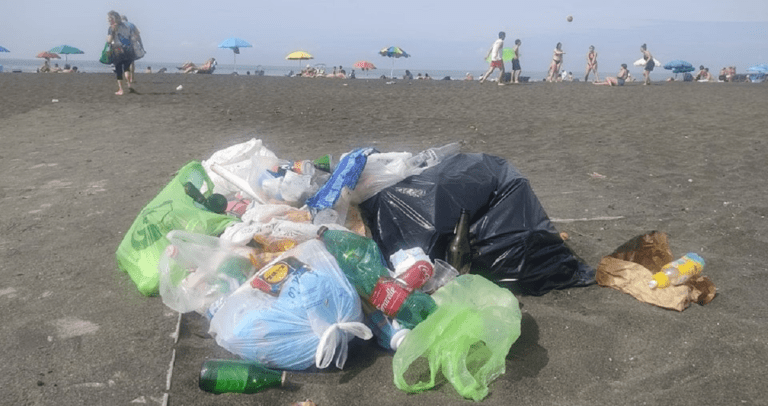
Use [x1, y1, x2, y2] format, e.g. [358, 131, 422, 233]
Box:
[650, 272, 670, 289]
[390, 329, 410, 351]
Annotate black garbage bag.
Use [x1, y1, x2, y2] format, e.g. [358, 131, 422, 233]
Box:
[359, 153, 595, 295]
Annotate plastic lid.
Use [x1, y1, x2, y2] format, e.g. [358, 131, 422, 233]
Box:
[390, 329, 410, 351]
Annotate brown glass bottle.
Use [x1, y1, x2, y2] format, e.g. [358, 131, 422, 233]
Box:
[446, 209, 472, 274]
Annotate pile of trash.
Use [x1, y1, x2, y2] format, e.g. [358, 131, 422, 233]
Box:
[115, 138, 595, 401]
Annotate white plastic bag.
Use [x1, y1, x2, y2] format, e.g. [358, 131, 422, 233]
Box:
[208, 239, 372, 370]
[349, 152, 421, 204]
[202, 138, 278, 198]
[158, 230, 257, 315]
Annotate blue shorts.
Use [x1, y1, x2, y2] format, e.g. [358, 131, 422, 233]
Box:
[512, 59, 521, 71]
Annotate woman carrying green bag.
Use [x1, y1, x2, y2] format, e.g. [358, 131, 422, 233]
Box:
[105, 10, 136, 95]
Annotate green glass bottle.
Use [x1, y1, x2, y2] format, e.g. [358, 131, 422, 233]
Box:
[317, 227, 436, 329]
[199, 359, 285, 394]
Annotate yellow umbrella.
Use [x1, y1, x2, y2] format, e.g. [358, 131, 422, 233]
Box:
[286, 51, 313, 68]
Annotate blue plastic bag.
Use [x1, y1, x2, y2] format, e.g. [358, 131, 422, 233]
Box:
[208, 240, 372, 370]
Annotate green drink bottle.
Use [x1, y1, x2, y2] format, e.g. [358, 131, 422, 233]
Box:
[199, 359, 285, 394]
[317, 227, 436, 329]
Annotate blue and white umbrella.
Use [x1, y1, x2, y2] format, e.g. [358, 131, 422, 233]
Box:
[0, 45, 9, 53]
[218, 37, 252, 72]
[747, 64, 767, 83]
[663, 60, 695, 74]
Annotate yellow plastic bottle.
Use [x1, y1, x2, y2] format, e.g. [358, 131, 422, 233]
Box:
[649, 253, 705, 289]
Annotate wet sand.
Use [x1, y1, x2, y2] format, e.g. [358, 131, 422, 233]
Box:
[1, 72, 767, 405]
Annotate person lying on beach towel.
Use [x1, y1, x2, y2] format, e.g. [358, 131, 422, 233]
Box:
[179, 58, 216, 74]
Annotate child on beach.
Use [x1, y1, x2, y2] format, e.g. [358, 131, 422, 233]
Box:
[511, 39, 522, 84]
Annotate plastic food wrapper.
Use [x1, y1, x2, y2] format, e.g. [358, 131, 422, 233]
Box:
[208, 239, 372, 371]
[360, 153, 594, 296]
[392, 274, 522, 401]
[306, 147, 373, 211]
[115, 161, 239, 295]
[158, 230, 257, 315]
[596, 231, 716, 311]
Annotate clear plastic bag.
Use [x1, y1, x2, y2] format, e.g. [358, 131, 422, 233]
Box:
[208, 239, 372, 370]
[158, 230, 256, 315]
[392, 274, 522, 401]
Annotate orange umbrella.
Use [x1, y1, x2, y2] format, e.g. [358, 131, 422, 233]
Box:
[36, 51, 60, 59]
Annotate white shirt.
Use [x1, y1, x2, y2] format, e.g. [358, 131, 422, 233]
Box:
[490, 39, 504, 62]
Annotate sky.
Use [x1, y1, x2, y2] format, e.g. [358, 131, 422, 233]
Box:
[1, 1, 767, 74]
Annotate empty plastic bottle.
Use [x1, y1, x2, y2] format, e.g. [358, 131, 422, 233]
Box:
[317, 227, 436, 329]
[649, 253, 706, 289]
[199, 359, 285, 394]
[406, 142, 461, 169]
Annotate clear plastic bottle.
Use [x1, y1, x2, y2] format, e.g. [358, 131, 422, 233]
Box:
[406, 142, 461, 169]
[649, 253, 706, 289]
[317, 227, 437, 329]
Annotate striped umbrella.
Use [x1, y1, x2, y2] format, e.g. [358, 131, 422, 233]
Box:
[379, 46, 410, 78]
[48, 45, 84, 62]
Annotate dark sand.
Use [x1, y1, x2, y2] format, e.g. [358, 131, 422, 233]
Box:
[1, 72, 767, 405]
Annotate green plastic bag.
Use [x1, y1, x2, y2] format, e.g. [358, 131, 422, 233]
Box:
[392, 275, 521, 401]
[115, 161, 239, 295]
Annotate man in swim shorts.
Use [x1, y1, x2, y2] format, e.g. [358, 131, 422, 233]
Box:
[641, 43, 654, 85]
[480, 31, 506, 85]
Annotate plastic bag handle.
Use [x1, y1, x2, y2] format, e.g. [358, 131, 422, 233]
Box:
[315, 322, 373, 368]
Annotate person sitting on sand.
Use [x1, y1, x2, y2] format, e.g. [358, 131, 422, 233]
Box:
[300, 64, 316, 77]
[38, 58, 51, 73]
[464, 72, 474, 81]
[404, 70, 413, 80]
[695, 65, 707, 81]
[145, 66, 152, 73]
[717, 67, 727, 81]
[51, 63, 62, 73]
[594, 63, 629, 86]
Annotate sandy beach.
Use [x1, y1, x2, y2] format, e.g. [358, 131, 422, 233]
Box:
[1, 72, 767, 405]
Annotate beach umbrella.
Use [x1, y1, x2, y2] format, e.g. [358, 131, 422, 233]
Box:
[353, 60, 376, 71]
[218, 37, 252, 72]
[663, 60, 695, 77]
[485, 47, 515, 63]
[48, 45, 84, 62]
[633, 57, 661, 68]
[286, 51, 313, 68]
[36, 51, 60, 59]
[379, 46, 410, 79]
[747, 64, 768, 73]
[0, 45, 9, 53]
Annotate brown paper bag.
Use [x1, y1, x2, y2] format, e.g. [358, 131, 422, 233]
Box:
[596, 231, 716, 311]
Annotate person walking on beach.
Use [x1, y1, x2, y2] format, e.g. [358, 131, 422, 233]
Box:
[584, 45, 599, 82]
[547, 43, 565, 82]
[107, 10, 136, 95]
[479, 31, 506, 85]
[640, 43, 654, 85]
[511, 39, 522, 83]
[121, 15, 145, 86]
